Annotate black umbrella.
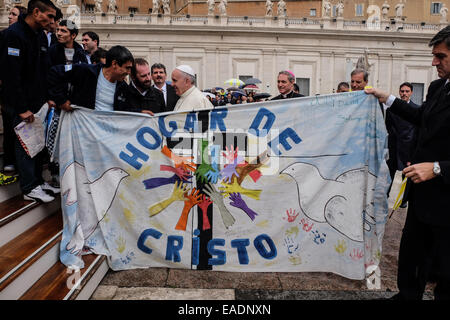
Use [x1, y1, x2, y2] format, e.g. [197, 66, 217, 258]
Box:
[244, 78, 262, 85]
[254, 92, 271, 100]
[232, 91, 247, 97]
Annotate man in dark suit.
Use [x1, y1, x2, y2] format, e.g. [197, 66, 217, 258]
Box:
[366, 25, 450, 300]
[151, 63, 179, 111]
[271, 70, 304, 100]
[385, 82, 420, 203]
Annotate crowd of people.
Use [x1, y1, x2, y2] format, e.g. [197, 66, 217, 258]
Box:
[0, 0, 449, 301]
[203, 71, 304, 106]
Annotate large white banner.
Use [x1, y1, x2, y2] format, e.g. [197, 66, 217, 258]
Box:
[58, 91, 390, 281]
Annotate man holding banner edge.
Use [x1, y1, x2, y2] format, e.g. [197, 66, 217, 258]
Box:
[365, 25, 450, 300]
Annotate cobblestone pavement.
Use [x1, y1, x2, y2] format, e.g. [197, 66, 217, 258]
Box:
[91, 172, 434, 300]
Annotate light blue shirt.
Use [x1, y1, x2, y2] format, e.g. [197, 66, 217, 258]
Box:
[95, 69, 117, 111]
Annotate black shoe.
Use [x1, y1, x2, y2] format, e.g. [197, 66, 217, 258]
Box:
[388, 293, 402, 300]
[400, 202, 408, 208]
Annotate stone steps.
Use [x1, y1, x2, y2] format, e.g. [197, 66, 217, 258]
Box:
[0, 152, 109, 300]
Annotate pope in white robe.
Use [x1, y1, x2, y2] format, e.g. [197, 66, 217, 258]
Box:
[171, 65, 214, 112]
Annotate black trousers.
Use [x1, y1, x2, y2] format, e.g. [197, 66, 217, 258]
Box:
[397, 203, 450, 300]
[1, 106, 16, 167]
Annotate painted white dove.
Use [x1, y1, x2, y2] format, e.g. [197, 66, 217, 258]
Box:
[281, 162, 376, 242]
[61, 161, 129, 240]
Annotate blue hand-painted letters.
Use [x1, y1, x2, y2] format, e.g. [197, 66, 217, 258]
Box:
[137, 228, 277, 266]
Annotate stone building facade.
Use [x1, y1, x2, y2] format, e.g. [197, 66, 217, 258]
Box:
[0, 0, 448, 102]
[3, 0, 450, 22]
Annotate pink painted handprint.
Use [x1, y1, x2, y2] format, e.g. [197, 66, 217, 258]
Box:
[160, 165, 191, 181]
[350, 248, 364, 261]
[222, 145, 239, 164]
[284, 208, 299, 222]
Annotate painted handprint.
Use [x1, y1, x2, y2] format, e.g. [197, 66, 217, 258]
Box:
[210, 144, 220, 167]
[349, 248, 364, 261]
[161, 145, 196, 173]
[220, 162, 240, 183]
[160, 165, 191, 181]
[229, 192, 258, 221]
[116, 236, 126, 253]
[198, 194, 212, 231]
[120, 252, 135, 265]
[142, 173, 191, 190]
[219, 177, 262, 200]
[205, 163, 221, 184]
[334, 239, 347, 255]
[284, 237, 300, 254]
[222, 145, 239, 164]
[175, 188, 202, 231]
[195, 163, 216, 184]
[196, 140, 220, 184]
[234, 150, 268, 185]
[284, 208, 299, 222]
[300, 218, 314, 232]
[148, 181, 189, 217]
[285, 226, 299, 238]
[312, 230, 326, 244]
[204, 183, 235, 229]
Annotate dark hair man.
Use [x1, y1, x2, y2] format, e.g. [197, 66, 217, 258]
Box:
[151, 62, 179, 111]
[48, 19, 87, 66]
[366, 25, 450, 300]
[1, 4, 28, 173]
[90, 47, 107, 65]
[43, 6, 62, 47]
[336, 81, 350, 93]
[0, 0, 59, 202]
[128, 58, 165, 115]
[81, 31, 99, 64]
[48, 45, 134, 112]
[350, 68, 368, 91]
[271, 70, 304, 100]
[385, 82, 420, 205]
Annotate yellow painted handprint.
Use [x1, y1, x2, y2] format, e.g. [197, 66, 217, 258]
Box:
[148, 181, 189, 217]
[334, 239, 347, 255]
[116, 236, 126, 253]
[219, 177, 262, 200]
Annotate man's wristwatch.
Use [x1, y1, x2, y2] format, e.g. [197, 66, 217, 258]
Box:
[433, 162, 441, 176]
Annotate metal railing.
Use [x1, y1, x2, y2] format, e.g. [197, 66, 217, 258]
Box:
[0, 11, 443, 33]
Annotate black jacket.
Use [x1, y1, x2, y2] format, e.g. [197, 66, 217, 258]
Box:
[48, 63, 130, 111]
[270, 91, 304, 100]
[48, 40, 88, 67]
[386, 100, 420, 171]
[0, 15, 49, 115]
[389, 78, 450, 226]
[48, 32, 58, 47]
[165, 83, 179, 112]
[126, 82, 165, 114]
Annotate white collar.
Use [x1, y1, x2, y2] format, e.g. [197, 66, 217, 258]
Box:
[181, 86, 196, 98]
[154, 82, 167, 92]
